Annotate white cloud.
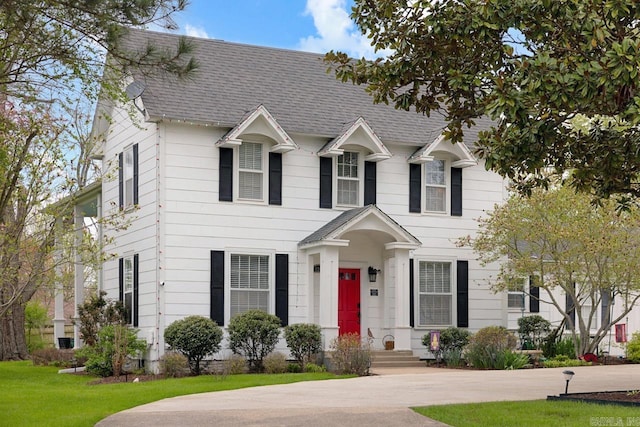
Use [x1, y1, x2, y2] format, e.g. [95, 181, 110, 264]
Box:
[299, 0, 384, 59]
[184, 24, 209, 39]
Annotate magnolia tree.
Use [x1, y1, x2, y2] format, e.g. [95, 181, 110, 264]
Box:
[0, 0, 197, 360]
[326, 0, 640, 203]
[461, 186, 640, 356]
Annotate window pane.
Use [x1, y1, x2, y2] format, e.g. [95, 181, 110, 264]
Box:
[231, 255, 269, 290]
[338, 152, 359, 178]
[230, 289, 269, 317]
[508, 293, 525, 309]
[337, 179, 358, 205]
[239, 142, 262, 170]
[239, 171, 263, 199]
[124, 293, 133, 324]
[425, 160, 445, 185]
[124, 258, 133, 291]
[419, 262, 451, 293]
[419, 295, 451, 325]
[425, 187, 446, 212]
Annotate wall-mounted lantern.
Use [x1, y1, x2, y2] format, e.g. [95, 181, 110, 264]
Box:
[368, 266, 381, 282]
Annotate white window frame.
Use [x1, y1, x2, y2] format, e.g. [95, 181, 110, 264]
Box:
[123, 145, 135, 209]
[123, 255, 134, 325]
[416, 260, 456, 327]
[235, 141, 266, 203]
[335, 150, 363, 207]
[225, 250, 275, 323]
[423, 158, 449, 213]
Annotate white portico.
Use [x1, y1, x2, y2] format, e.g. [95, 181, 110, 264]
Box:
[299, 205, 421, 350]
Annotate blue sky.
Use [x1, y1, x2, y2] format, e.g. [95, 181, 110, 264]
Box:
[169, 0, 378, 58]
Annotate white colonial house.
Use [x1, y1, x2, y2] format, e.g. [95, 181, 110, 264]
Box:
[56, 29, 636, 370]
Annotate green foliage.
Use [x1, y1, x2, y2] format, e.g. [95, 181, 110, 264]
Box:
[263, 352, 289, 374]
[25, 301, 48, 343]
[423, 327, 471, 366]
[76, 291, 126, 347]
[327, 1, 640, 201]
[304, 363, 327, 373]
[227, 310, 282, 373]
[287, 363, 303, 373]
[164, 315, 223, 375]
[626, 332, 640, 363]
[466, 185, 640, 356]
[159, 351, 189, 378]
[442, 349, 465, 368]
[542, 355, 590, 368]
[77, 325, 146, 377]
[495, 350, 530, 370]
[329, 333, 371, 376]
[465, 326, 517, 369]
[518, 315, 551, 350]
[284, 323, 322, 368]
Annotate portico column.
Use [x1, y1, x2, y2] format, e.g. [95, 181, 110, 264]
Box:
[386, 242, 419, 350]
[53, 218, 65, 348]
[314, 240, 349, 350]
[73, 205, 84, 349]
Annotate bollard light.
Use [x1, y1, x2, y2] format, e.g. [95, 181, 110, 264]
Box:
[562, 370, 575, 395]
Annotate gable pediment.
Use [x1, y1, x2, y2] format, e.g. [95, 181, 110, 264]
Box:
[216, 104, 298, 153]
[318, 117, 392, 162]
[408, 134, 477, 168]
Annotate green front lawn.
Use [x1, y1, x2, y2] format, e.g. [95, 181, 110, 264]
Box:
[0, 361, 343, 427]
[415, 400, 640, 427]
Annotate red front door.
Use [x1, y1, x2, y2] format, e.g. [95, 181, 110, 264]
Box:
[338, 268, 361, 336]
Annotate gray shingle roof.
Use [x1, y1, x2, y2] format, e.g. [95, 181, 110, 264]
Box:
[122, 29, 492, 147]
[299, 205, 420, 246]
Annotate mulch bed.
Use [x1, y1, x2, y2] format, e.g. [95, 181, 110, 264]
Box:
[549, 391, 640, 407]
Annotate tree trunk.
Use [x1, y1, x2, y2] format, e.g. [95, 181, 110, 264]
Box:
[0, 303, 29, 360]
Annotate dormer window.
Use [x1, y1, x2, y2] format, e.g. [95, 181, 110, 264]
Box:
[336, 151, 360, 206]
[238, 141, 264, 200]
[425, 159, 446, 212]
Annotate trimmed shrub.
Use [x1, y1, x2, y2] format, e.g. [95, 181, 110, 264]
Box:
[227, 310, 281, 373]
[284, 323, 322, 369]
[304, 362, 326, 373]
[159, 351, 189, 378]
[78, 324, 146, 377]
[465, 326, 517, 369]
[543, 355, 590, 368]
[76, 291, 126, 347]
[518, 315, 551, 350]
[263, 352, 288, 374]
[329, 333, 371, 376]
[164, 315, 223, 375]
[626, 332, 640, 363]
[287, 363, 302, 373]
[224, 354, 248, 374]
[423, 327, 471, 365]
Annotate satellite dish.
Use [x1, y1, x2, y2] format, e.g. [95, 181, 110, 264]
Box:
[125, 81, 145, 100]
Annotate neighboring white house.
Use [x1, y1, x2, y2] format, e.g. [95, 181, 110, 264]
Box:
[64, 29, 634, 370]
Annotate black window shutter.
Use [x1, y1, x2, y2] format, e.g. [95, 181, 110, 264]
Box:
[319, 157, 332, 209]
[456, 260, 469, 327]
[275, 254, 289, 326]
[566, 283, 575, 328]
[601, 290, 611, 325]
[364, 161, 376, 205]
[219, 148, 233, 202]
[133, 254, 139, 327]
[409, 163, 421, 213]
[133, 144, 139, 205]
[409, 259, 414, 328]
[210, 250, 225, 326]
[118, 258, 124, 302]
[451, 167, 462, 216]
[269, 152, 282, 205]
[529, 275, 540, 313]
[118, 152, 124, 210]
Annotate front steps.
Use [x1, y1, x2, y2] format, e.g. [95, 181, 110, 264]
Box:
[370, 350, 425, 369]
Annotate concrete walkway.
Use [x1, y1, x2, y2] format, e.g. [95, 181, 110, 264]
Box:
[97, 365, 639, 426]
